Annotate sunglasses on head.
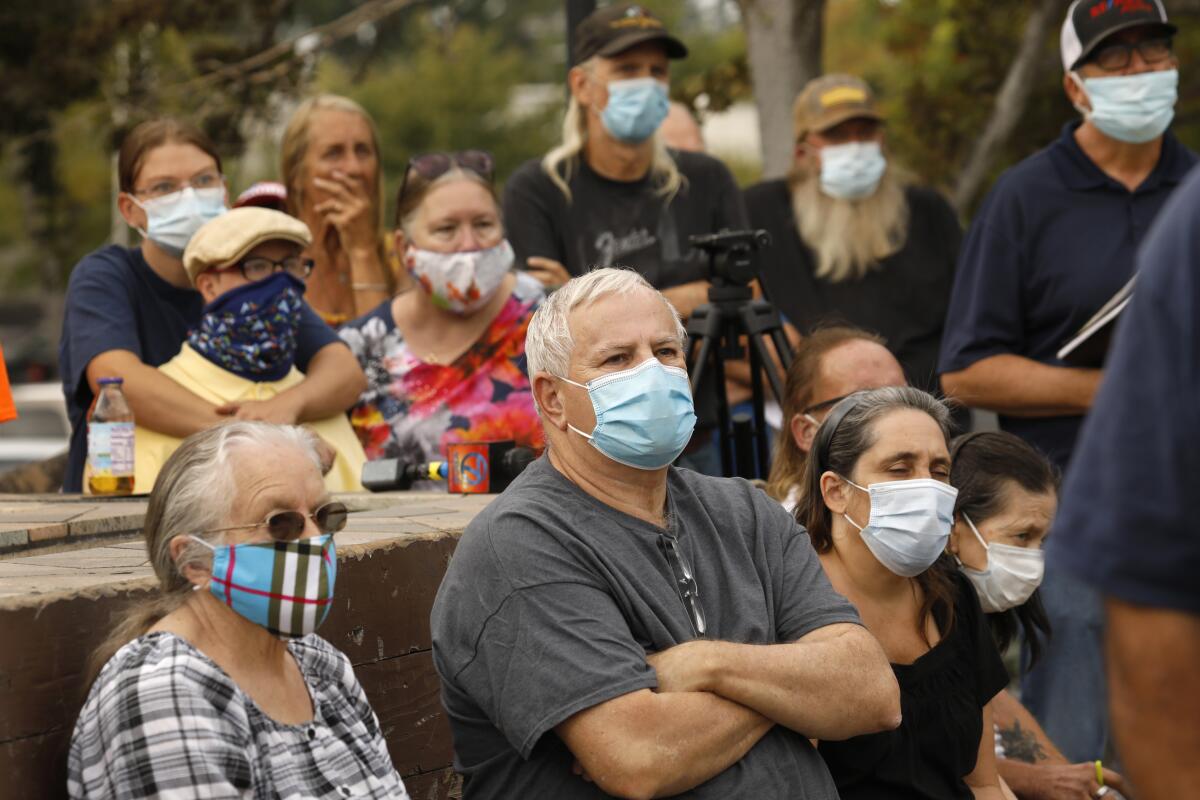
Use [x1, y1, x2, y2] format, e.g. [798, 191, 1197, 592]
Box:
[200, 501, 349, 541]
[397, 150, 495, 209]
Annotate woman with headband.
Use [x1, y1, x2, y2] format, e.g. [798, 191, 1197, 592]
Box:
[793, 386, 1007, 799]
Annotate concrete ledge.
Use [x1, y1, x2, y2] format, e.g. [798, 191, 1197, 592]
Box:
[0, 492, 489, 799]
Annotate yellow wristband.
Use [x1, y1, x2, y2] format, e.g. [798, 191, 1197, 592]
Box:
[1095, 760, 1104, 786]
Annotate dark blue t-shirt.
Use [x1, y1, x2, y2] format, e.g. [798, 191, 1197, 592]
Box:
[938, 122, 1196, 468]
[1049, 166, 1200, 614]
[58, 245, 342, 492]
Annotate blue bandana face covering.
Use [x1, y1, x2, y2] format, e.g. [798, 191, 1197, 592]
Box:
[1072, 68, 1178, 144]
[560, 357, 697, 470]
[601, 78, 670, 144]
[188, 271, 305, 381]
[192, 534, 337, 638]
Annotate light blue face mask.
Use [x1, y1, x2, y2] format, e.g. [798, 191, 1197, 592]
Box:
[842, 477, 958, 577]
[818, 141, 887, 200]
[560, 357, 697, 470]
[1072, 68, 1178, 144]
[133, 186, 227, 257]
[601, 77, 671, 144]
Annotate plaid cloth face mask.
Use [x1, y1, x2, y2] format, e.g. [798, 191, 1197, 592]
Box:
[191, 534, 337, 638]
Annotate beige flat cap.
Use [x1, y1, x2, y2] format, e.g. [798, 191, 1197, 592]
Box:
[183, 207, 312, 286]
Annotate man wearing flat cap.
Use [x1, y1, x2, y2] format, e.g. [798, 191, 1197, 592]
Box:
[502, 2, 748, 475]
[940, 0, 1197, 764]
[744, 74, 961, 419]
[125, 208, 366, 491]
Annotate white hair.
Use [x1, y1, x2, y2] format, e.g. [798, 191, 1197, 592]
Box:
[541, 57, 684, 203]
[525, 267, 687, 380]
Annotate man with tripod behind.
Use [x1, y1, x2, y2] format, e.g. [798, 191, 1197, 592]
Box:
[503, 3, 748, 474]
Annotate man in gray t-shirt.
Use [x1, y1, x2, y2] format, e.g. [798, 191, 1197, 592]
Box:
[431, 268, 900, 798]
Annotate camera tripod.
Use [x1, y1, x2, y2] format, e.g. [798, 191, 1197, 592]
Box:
[685, 231, 794, 479]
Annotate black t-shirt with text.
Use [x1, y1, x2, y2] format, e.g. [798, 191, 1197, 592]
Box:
[503, 150, 748, 286]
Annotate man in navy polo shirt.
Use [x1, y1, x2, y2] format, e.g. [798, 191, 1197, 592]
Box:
[939, 0, 1196, 765]
[1048, 160, 1200, 800]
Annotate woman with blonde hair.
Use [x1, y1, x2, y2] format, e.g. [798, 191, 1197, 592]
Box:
[281, 94, 396, 324]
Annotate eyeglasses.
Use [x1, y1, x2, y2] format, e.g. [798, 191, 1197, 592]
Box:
[222, 255, 315, 282]
[801, 393, 851, 418]
[1088, 37, 1172, 71]
[134, 170, 224, 200]
[198, 501, 348, 541]
[396, 150, 495, 212]
[659, 532, 706, 637]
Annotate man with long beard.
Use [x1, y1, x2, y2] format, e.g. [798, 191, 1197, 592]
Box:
[744, 74, 961, 402]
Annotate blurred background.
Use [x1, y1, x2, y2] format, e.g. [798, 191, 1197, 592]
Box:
[4, 0, 1200, 385]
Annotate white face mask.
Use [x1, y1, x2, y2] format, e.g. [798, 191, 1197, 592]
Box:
[957, 513, 1045, 613]
[843, 477, 957, 577]
[405, 239, 513, 315]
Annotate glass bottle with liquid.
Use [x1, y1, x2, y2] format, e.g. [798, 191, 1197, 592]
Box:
[87, 377, 135, 496]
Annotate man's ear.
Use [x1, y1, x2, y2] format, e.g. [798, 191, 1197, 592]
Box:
[568, 65, 594, 108]
[533, 372, 568, 431]
[820, 470, 852, 515]
[1063, 71, 1090, 113]
[790, 413, 817, 454]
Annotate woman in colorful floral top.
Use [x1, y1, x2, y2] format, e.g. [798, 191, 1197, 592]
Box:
[339, 151, 544, 476]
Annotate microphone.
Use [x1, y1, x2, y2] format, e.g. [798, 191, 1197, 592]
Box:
[361, 441, 537, 494]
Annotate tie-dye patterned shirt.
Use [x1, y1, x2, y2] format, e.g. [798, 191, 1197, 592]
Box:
[338, 273, 545, 476]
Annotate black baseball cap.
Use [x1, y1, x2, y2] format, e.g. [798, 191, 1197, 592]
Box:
[573, 4, 688, 66]
[1061, 0, 1176, 71]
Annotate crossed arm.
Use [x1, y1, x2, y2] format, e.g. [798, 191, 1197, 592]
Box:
[555, 623, 900, 799]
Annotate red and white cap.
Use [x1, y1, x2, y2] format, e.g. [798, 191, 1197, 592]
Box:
[1061, 0, 1175, 72]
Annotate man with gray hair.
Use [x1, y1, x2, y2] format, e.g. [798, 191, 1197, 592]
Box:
[430, 267, 900, 798]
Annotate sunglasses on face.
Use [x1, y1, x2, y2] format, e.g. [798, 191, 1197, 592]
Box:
[200, 501, 349, 541]
[659, 532, 706, 637]
[396, 150, 495, 208]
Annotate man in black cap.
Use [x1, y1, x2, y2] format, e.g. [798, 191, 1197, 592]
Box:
[502, 3, 748, 475]
[939, 0, 1196, 766]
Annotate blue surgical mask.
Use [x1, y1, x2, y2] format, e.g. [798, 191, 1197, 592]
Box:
[818, 141, 887, 200]
[133, 186, 227, 257]
[191, 533, 336, 638]
[601, 78, 670, 144]
[842, 477, 957, 577]
[1071, 68, 1178, 144]
[560, 357, 697, 470]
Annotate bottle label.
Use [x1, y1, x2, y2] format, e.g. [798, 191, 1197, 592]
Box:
[88, 422, 135, 476]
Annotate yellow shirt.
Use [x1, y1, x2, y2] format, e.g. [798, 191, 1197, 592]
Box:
[132, 345, 366, 493]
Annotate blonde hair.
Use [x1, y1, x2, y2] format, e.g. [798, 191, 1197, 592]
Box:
[281, 94, 386, 236]
[541, 58, 684, 203]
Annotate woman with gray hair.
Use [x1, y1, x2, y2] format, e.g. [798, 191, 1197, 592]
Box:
[68, 422, 408, 799]
[338, 151, 545, 478]
[794, 387, 1009, 799]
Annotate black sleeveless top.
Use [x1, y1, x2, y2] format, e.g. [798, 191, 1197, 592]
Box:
[818, 571, 1009, 799]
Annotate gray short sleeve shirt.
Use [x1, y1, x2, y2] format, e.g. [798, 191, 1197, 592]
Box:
[430, 456, 861, 798]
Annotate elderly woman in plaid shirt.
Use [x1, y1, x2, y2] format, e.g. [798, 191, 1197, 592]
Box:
[68, 422, 409, 799]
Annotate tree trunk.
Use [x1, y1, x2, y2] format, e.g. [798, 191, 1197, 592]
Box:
[952, 2, 1061, 215]
[738, 0, 826, 179]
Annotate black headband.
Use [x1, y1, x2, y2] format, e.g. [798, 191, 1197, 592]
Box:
[813, 392, 868, 474]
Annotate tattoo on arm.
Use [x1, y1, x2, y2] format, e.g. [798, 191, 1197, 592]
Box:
[997, 720, 1047, 764]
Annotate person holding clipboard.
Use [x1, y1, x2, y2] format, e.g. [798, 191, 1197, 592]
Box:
[938, 0, 1197, 773]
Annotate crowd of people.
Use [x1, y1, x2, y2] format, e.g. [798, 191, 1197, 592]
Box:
[55, 0, 1199, 798]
